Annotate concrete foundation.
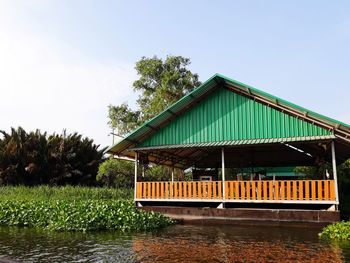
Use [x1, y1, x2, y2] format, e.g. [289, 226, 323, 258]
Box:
[141, 206, 340, 224]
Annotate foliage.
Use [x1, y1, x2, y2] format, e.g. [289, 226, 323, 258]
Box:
[0, 200, 174, 232]
[0, 127, 105, 186]
[0, 186, 174, 232]
[108, 55, 201, 135]
[97, 159, 134, 188]
[108, 103, 141, 136]
[142, 165, 186, 181]
[319, 221, 350, 240]
[296, 160, 350, 217]
[144, 165, 172, 181]
[0, 186, 133, 201]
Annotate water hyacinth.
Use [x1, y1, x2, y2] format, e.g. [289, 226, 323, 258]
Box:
[0, 200, 174, 232]
[319, 221, 350, 240]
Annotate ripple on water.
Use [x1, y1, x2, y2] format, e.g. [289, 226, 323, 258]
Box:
[0, 224, 348, 262]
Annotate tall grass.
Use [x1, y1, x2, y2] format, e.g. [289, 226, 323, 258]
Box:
[0, 186, 133, 201]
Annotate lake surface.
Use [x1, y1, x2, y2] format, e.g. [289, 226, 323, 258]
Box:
[0, 223, 349, 262]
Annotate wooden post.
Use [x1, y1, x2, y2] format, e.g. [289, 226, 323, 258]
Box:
[221, 147, 226, 201]
[134, 152, 138, 201]
[331, 141, 340, 207]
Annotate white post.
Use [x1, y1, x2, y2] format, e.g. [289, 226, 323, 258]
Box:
[134, 152, 138, 201]
[171, 167, 174, 182]
[221, 147, 226, 201]
[331, 141, 340, 206]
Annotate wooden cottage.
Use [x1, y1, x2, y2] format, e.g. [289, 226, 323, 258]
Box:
[107, 74, 350, 222]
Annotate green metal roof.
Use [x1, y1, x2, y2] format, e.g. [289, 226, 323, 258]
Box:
[138, 88, 332, 148]
[106, 73, 350, 160]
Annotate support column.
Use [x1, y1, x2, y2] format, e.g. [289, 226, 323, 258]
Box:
[134, 152, 138, 201]
[171, 167, 174, 182]
[221, 147, 226, 202]
[331, 141, 340, 207]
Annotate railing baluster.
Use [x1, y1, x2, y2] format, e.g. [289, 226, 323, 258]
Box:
[269, 181, 273, 200]
[225, 182, 232, 200]
[197, 182, 202, 199]
[286, 181, 291, 200]
[183, 182, 187, 199]
[193, 182, 197, 198]
[330, 180, 335, 201]
[275, 181, 279, 200]
[252, 181, 256, 200]
[311, 181, 316, 200]
[305, 181, 309, 200]
[142, 183, 145, 199]
[318, 180, 323, 200]
[229, 181, 233, 200]
[156, 182, 159, 199]
[298, 181, 303, 200]
[239, 181, 244, 200]
[151, 182, 155, 199]
[160, 182, 164, 199]
[292, 181, 297, 200]
[136, 182, 140, 198]
[204, 182, 208, 199]
[169, 182, 173, 199]
[164, 182, 168, 199]
[324, 180, 329, 200]
[218, 181, 222, 199]
[234, 181, 239, 199]
[174, 182, 178, 199]
[208, 181, 212, 199]
[212, 181, 216, 199]
[180, 182, 182, 198]
[263, 181, 267, 200]
[246, 181, 250, 200]
[280, 181, 285, 200]
[146, 182, 150, 199]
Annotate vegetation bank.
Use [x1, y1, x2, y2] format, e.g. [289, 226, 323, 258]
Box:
[0, 186, 174, 232]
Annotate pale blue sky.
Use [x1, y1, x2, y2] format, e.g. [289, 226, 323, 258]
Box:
[0, 0, 349, 147]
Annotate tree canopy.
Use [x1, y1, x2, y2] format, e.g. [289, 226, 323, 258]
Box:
[108, 55, 201, 135]
[0, 127, 105, 186]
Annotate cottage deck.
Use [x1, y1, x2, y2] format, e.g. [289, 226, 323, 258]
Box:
[136, 180, 337, 204]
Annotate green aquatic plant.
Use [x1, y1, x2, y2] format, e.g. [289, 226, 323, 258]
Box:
[319, 221, 350, 240]
[0, 200, 174, 232]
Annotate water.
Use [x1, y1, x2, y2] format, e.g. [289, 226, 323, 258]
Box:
[0, 224, 349, 262]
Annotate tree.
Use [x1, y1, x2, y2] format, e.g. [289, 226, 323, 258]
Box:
[97, 158, 134, 188]
[0, 127, 105, 186]
[108, 55, 201, 135]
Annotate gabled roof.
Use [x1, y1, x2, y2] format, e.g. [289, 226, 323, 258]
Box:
[107, 74, 350, 158]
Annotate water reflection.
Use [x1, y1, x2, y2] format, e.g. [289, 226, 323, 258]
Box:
[0, 227, 137, 262]
[0, 224, 348, 262]
[133, 225, 348, 262]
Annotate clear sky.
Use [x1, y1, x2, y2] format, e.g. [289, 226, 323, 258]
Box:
[1, 0, 349, 148]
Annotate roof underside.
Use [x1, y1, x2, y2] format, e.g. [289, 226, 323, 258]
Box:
[107, 74, 350, 169]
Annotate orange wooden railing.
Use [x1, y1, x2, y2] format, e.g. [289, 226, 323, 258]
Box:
[136, 180, 336, 202]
